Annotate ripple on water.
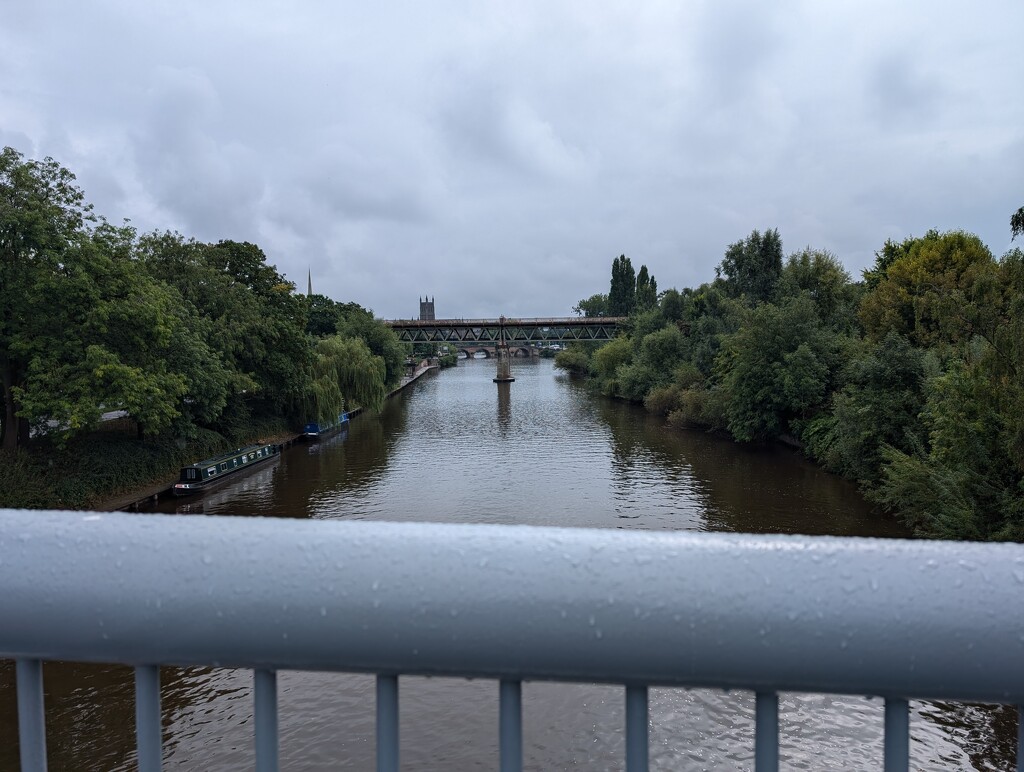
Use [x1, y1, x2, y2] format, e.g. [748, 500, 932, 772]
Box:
[102, 358, 1008, 771]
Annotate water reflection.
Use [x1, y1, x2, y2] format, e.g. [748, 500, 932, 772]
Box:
[0, 359, 1011, 770]
[496, 381, 512, 437]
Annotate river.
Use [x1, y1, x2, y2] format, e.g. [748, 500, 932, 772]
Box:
[0, 357, 1015, 769]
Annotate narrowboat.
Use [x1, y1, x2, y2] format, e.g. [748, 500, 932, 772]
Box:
[173, 443, 282, 496]
[302, 412, 349, 440]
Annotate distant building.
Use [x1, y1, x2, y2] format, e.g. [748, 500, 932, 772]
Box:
[419, 296, 435, 321]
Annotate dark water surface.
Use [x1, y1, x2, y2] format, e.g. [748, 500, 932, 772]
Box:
[0, 358, 1015, 770]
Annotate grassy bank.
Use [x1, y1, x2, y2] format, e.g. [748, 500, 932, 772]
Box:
[0, 418, 291, 510]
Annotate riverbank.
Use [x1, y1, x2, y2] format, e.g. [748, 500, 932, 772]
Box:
[97, 362, 441, 512]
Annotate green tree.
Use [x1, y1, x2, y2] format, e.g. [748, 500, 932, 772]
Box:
[607, 255, 636, 316]
[779, 248, 858, 331]
[553, 345, 591, 375]
[716, 295, 844, 442]
[859, 229, 997, 347]
[306, 334, 388, 419]
[659, 288, 685, 322]
[1012, 206, 1023, 241]
[717, 228, 783, 304]
[138, 233, 311, 428]
[804, 332, 931, 485]
[305, 293, 344, 337]
[592, 336, 633, 395]
[572, 293, 608, 317]
[635, 265, 658, 310]
[0, 147, 94, 449]
[336, 303, 409, 388]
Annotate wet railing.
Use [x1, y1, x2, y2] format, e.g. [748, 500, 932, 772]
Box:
[2, 509, 1023, 771]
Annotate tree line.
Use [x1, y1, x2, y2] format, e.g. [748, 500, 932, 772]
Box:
[0, 146, 409, 454]
[558, 222, 1024, 541]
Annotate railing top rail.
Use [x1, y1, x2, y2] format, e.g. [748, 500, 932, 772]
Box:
[383, 317, 627, 327]
[2, 509, 1023, 704]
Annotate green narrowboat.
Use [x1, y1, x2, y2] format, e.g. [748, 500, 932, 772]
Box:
[173, 443, 282, 496]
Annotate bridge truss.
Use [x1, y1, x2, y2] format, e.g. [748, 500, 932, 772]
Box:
[384, 317, 626, 344]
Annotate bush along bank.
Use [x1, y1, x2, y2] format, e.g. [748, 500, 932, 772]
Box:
[557, 229, 1024, 541]
[0, 418, 293, 510]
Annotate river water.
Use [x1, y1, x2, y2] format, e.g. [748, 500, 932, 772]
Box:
[0, 357, 1016, 769]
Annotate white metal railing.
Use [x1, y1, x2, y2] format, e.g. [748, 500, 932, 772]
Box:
[2, 509, 1023, 771]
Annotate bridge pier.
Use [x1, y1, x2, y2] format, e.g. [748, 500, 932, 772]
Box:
[493, 317, 515, 384]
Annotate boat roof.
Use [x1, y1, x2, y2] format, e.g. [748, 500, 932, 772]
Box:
[186, 443, 276, 469]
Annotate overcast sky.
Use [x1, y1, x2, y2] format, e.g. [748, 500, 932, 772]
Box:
[3, 2, 1022, 319]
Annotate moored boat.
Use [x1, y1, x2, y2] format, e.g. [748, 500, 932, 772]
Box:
[302, 412, 349, 440]
[173, 443, 282, 496]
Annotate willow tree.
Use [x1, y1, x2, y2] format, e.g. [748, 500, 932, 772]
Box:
[306, 335, 387, 421]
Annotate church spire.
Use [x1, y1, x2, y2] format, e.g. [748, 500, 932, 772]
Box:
[307, 268, 312, 297]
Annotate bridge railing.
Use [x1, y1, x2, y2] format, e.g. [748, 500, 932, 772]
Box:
[3, 509, 1023, 771]
[384, 317, 627, 326]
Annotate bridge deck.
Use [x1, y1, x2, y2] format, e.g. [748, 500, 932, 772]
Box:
[385, 317, 626, 343]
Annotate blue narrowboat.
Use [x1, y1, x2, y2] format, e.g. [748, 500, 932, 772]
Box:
[173, 443, 282, 496]
[303, 412, 349, 440]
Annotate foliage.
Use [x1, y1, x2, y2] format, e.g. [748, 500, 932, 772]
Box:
[573, 293, 608, 317]
[635, 265, 658, 310]
[608, 255, 636, 316]
[592, 336, 633, 395]
[867, 249, 1024, 539]
[717, 228, 783, 304]
[803, 332, 931, 485]
[1012, 206, 1024, 241]
[553, 346, 591, 375]
[0, 146, 412, 472]
[859, 229, 997, 347]
[336, 303, 409, 388]
[660, 288, 685, 322]
[437, 350, 459, 368]
[779, 248, 858, 331]
[715, 295, 845, 442]
[1, 146, 94, 449]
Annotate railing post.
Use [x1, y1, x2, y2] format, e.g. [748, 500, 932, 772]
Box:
[254, 669, 279, 772]
[499, 680, 523, 772]
[1018, 705, 1023, 772]
[377, 674, 399, 772]
[754, 691, 779, 772]
[16, 659, 47, 772]
[884, 698, 909, 772]
[135, 665, 162, 772]
[625, 685, 648, 772]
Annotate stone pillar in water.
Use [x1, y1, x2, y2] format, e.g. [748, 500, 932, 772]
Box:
[493, 315, 515, 383]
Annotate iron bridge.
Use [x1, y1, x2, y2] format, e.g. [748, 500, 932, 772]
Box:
[384, 317, 626, 344]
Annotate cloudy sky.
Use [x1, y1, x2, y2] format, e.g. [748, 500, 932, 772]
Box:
[3, 2, 1022, 319]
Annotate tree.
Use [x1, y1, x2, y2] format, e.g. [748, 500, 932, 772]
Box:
[1, 147, 93, 449]
[635, 265, 658, 310]
[803, 332, 930, 485]
[336, 303, 409, 388]
[306, 293, 344, 336]
[716, 295, 844, 442]
[139, 234, 312, 427]
[607, 255, 636, 316]
[1012, 206, 1024, 241]
[716, 228, 783, 304]
[572, 293, 608, 317]
[778, 248, 858, 331]
[859, 230, 998, 347]
[306, 334, 387, 419]
[659, 288, 684, 322]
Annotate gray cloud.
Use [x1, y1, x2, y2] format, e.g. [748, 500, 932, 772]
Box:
[2, 1, 1022, 318]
